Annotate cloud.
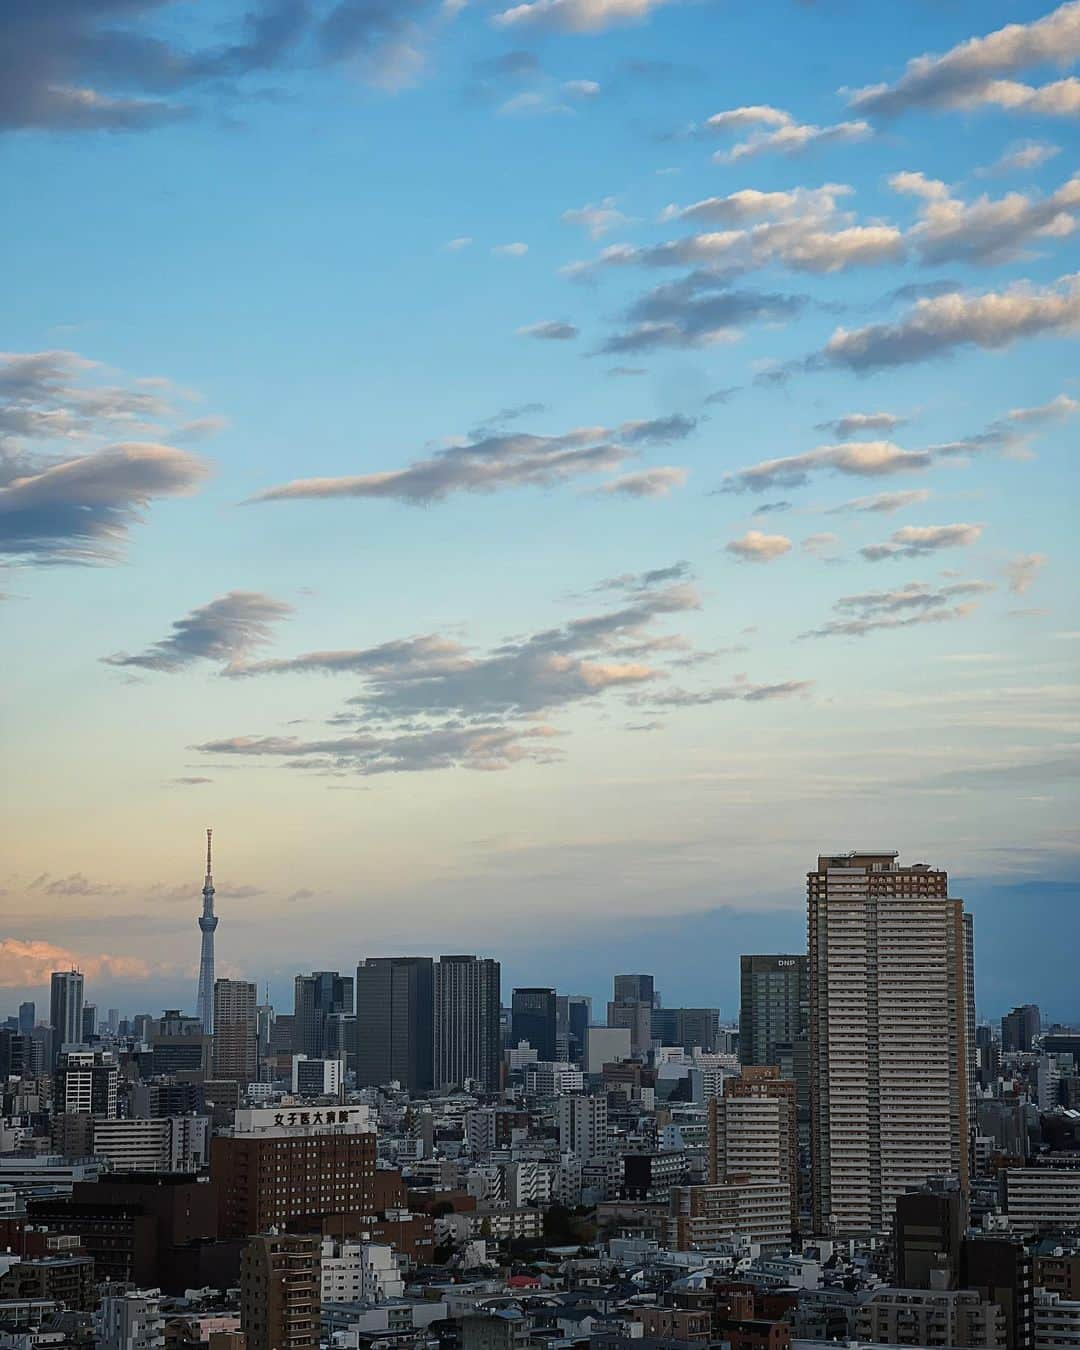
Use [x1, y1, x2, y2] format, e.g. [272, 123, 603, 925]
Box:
[645, 678, 814, 706]
[0, 442, 208, 564]
[103, 591, 293, 673]
[593, 467, 687, 497]
[492, 0, 671, 33]
[562, 198, 628, 238]
[1003, 392, 1079, 425]
[592, 562, 691, 593]
[706, 105, 872, 162]
[893, 171, 1080, 265]
[517, 320, 580, 340]
[725, 530, 792, 563]
[799, 580, 993, 638]
[0, 0, 440, 135]
[493, 241, 529, 257]
[848, 3, 1080, 119]
[815, 411, 906, 439]
[607, 366, 647, 378]
[660, 184, 852, 226]
[0, 937, 154, 987]
[249, 416, 695, 506]
[601, 275, 809, 352]
[818, 274, 1080, 371]
[1004, 552, 1048, 594]
[443, 236, 473, 251]
[802, 531, 840, 557]
[827, 488, 932, 515]
[564, 79, 601, 98]
[752, 500, 791, 516]
[199, 581, 706, 776]
[975, 141, 1060, 176]
[860, 522, 984, 561]
[722, 440, 934, 493]
[29, 872, 113, 898]
[168, 776, 214, 787]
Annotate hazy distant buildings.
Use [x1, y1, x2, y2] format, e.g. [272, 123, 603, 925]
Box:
[355, 958, 433, 1090]
[653, 1007, 720, 1054]
[809, 850, 972, 1235]
[512, 988, 557, 1062]
[1002, 1003, 1041, 1054]
[294, 971, 354, 1061]
[433, 955, 501, 1092]
[212, 979, 257, 1085]
[49, 969, 84, 1065]
[18, 1001, 35, 1036]
[151, 1010, 212, 1079]
[739, 954, 809, 1092]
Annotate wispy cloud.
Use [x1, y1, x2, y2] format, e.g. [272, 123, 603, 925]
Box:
[799, 580, 993, 638]
[492, 0, 672, 34]
[827, 488, 932, 515]
[860, 522, 984, 561]
[815, 411, 906, 439]
[103, 591, 293, 673]
[1004, 552, 1048, 594]
[593, 466, 687, 497]
[249, 416, 695, 506]
[517, 320, 580, 341]
[849, 3, 1080, 119]
[707, 105, 872, 161]
[817, 274, 1080, 371]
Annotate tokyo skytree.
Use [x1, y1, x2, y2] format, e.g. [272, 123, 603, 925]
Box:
[195, 828, 218, 1033]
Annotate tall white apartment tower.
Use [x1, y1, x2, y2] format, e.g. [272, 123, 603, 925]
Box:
[809, 851, 971, 1236]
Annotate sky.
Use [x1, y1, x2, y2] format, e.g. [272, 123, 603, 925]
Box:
[2, 0, 1078, 1025]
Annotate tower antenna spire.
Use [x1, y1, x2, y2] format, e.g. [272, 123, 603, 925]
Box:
[196, 828, 218, 1033]
[206, 826, 213, 878]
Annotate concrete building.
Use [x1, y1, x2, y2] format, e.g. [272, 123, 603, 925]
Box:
[607, 999, 653, 1057]
[557, 1095, 609, 1162]
[94, 1289, 165, 1350]
[1002, 1005, 1041, 1055]
[211, 1105, 377, 1239]
[511, 989, 557, 1062]
[1034, 1290, 1080, 1350]
[211, 979, 257, 1085]
[614, 975, 655, 1006]
[433, 956, 502, 1093]
[669, 1180, 792, 1250]
[585, 1026, 631, 1074]
[241, 1233, 320, 1350]
[1001, 1169, 1080, 1235]
[292, 1055, 342, 1097]
[355, 959, 433, 1090]
[521, 1061, 583, 1097]
[319, 1238, 403, 1305]
[808, 851, 972, 1235]
[710, 1068, 798, 1237]
[150, 1011, 212, 1080]
[54, 1048, 118, 1117]
[91, 1116, 208, 1172]
[48, 971, 84, 1066]
[0, 1255, 95, 1312]
[854, 1288, 1007, 1348]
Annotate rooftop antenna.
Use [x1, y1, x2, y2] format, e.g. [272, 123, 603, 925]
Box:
[205, 826, 213, 879]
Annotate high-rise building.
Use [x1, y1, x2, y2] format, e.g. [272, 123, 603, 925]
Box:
[1002, 1004, 1041, 1054]
[433, 955, 501, 1092]
[557, 995, 592, 1065]
[355, 958, 433, 1090]
[150, 1010, 212, 1079]
[212, 979, 257, 1085]
[0, 1029, 29, 1080]
[195, 829, 218, 1034]
[19, 1002, 35, 1037]
[709, 1066, 798, 1236]
[739, 955, 809, 1092]
[294, 971, 355, 1061]
[512, 988, 557, 1062]
[49, 970, 85, 1066]
[557, 1094, 609, 1162]
[809, 851, 972, 1236]
[614, 974, 655, 1007]
[241, 1232, 321, 1350]
[211, 1106, 377, 1238]
[54, 1049, 119, 1117]
[653, 1007, 721, 1054]
[81, 1004, 98, 1041]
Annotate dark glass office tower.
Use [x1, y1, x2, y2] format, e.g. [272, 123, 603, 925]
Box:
[293, 972, 354, 1060]
[355, 957, 434, 1090]
[511, 987, 557, 1061]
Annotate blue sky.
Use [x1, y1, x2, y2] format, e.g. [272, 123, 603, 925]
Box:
[1, 0, 1078, 1023]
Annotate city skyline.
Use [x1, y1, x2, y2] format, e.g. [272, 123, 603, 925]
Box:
[2, 0, 1078, 1013]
